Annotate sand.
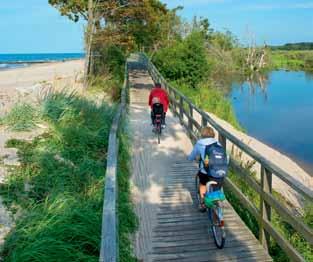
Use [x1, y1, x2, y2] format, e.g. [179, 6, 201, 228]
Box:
[0, 60, 84, 116]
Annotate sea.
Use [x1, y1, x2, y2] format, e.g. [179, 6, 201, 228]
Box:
[0, 53, 84, 70]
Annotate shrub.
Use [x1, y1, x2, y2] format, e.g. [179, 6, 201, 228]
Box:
[153, 31, 210, 88]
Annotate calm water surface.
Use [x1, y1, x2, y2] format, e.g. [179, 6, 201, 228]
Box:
[230, 71, 313, 175]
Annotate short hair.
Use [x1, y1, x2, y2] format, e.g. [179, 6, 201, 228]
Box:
[155, 83, 162, 88]
[201, 126, 215, 138]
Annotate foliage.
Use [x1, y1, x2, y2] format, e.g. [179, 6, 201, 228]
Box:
[48, 0, 88, 22]
[172, 81, 241, 129]
[1, 91, 114, 261]
[88, 75, 122, 101]
[269, 50, 313, 71]
[1, 103, 41, 131]
[93, 44, 126, 79]
[153, 31, 210, 88]
[270, 42, 313, 51]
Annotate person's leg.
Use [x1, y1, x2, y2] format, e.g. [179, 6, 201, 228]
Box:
[198, 173, 209, 212]
[151, 111, 155, 125]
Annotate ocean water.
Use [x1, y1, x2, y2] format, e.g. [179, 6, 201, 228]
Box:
[0, 53, 84, 70]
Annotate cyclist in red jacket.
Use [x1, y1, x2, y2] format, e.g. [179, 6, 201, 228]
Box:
[148, 83, 169, 127]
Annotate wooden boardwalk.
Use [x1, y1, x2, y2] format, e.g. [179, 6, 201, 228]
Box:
[129, 56, 272, 262]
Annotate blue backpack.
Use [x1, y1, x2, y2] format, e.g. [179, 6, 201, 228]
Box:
[203, 142, 228, 178]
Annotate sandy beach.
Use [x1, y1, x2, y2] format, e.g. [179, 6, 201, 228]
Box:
[0, 60, 84, 116]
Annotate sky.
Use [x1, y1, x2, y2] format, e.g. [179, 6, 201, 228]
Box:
[161, 0, 313, 45]
[0, 1, 85, 54]
[0, 0, 312, 53]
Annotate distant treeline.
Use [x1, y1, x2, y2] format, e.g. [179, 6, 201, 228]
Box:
[270, 42, 313, 50]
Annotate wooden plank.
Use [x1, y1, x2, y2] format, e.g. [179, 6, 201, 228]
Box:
[260, 166, 272, 250]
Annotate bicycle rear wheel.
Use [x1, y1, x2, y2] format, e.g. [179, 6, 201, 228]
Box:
[157, 123, 161, 144]
[209, 203, 226, 249]
[195, 174, 200, 205]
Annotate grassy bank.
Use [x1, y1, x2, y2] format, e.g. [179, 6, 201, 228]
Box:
[270, 50, 313, 71]
[0, 84, 137, 261]
[171, 82, 241, 130]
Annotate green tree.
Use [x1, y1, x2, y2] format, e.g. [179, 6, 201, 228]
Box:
[153, 31, 210, 88]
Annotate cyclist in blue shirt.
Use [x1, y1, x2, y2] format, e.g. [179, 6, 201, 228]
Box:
[188, 126, 224, 211]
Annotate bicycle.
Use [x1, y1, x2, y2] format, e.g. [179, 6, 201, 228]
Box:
[195, 175, 226, 249]
[153, 113, 162, 144]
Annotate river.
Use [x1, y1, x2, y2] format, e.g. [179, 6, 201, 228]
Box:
[230, 70, 313, 176]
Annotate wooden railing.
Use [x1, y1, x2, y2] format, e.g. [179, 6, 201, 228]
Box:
[99, 62, 128, 262]
[139, 53, 313, 262]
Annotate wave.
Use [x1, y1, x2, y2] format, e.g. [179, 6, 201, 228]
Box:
[0, 63, 28, 71]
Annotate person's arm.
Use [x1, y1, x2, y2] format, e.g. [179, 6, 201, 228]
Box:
[188, 143, 199, 161]
[148, 90, 153, 106]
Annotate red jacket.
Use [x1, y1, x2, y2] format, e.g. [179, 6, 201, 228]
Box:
[148, 88, 169, 112]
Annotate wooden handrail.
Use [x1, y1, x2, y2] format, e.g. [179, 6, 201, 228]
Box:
[99, 62, 128, 262]
[139, 52, 313, 262]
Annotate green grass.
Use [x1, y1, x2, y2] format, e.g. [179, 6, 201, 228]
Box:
[270, 50, 313, 71]
[0, 103, 41, 131]
[171, 81, 241, 130]
[88, 75, 122, 102]
[0, 91, 114, 261]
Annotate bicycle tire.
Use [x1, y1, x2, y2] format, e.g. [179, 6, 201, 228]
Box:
[157, 123, 161, 144]
[209, 204, 226, 249]
[195, 174, 201, 205]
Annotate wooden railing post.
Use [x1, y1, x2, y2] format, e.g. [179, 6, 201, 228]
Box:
[188, 103, 193, 132]
[260, 166, 272, 250]
[179, 96, 184, 122]
[201, 114, 207, 128]
[218, 133, 227, 149]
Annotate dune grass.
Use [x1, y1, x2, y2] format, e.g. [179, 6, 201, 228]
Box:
[1, 91, 114, 261]
[0, 103, 40, 131]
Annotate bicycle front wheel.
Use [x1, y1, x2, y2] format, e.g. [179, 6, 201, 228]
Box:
[209, 203, 226, 249]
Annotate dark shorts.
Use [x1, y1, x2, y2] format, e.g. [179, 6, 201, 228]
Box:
[198, 172, 224, 191]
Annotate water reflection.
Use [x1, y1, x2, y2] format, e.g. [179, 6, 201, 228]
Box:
[230, 70, 313, 176]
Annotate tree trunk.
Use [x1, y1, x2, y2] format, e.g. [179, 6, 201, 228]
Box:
[84, 0, 94, 89]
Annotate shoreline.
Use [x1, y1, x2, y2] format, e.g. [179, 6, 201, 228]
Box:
[0, 58, 84, 72]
